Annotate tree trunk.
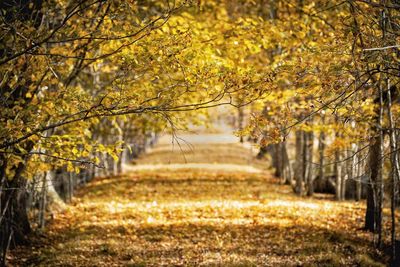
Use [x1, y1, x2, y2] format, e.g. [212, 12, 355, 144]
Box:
[334, 148, 342, 201]
[44, 170, 66, 211]
[67, 172, 73, 203]
[355, 144, 362, 201]
[294, 131, 304, 195]
[281, 140, 292, 185]
[386, 79, 400, 263]
[318, 130, 325, 187]
[365, 89, 384, 235]
[117, 149, 125, 175]
[272, 144, 283, 178]
[238, 107, 244, 143]
[0, 169, 31, 253]
[341, 149, 348, 200]
[38, 173, 47, 229]
[306, 129, 314, 196]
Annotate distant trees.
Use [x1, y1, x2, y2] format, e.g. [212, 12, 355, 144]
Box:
[231, 0, 400, 263]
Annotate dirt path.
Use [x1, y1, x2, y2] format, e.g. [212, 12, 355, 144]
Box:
[11, 136, 384, 266]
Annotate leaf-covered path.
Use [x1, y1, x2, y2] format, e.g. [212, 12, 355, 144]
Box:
[12, 136, 383, 266]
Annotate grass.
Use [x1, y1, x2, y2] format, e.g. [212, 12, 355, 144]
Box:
[10, 143, 387, 266]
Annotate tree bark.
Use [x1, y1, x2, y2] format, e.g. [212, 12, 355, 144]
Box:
[306, 129, 314, 196]
[334, 148, 342, 201]
[354, 143, 363, 201]
[365, 88, 384, 235]
[272, 144, 283, 178]
[238, 107, 244, 143]
[294, 131, 304, 195]
[0, 164, 31, 251]
[386, 79, 399, 263]
[281, 140, 292, 185]
[318, 130, 325, 187]
[38, 173, 47, 229]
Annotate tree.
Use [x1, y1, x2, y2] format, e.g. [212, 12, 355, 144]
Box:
[0, 1, 273, 262]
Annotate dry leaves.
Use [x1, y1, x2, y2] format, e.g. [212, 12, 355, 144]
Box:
[10, 144, 386, 266]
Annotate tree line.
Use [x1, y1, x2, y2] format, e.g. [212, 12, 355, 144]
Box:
[233, 0, 400, 263]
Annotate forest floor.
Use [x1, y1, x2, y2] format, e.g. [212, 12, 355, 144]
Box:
[10, 133, 388, 266]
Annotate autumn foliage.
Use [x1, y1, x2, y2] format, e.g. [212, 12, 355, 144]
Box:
[1, 0, 400, 266]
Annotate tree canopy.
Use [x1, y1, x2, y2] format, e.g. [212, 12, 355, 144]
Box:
[1, 0, 400, 265]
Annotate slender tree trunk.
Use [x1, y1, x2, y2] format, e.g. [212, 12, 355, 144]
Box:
[355, 143, 363, 201]
[318, 130, 325, 185]
[386, 79, 399, 263]
[238, 107, 244, 143]
[282, 140, 292, 185]
[38, 173, 47, 229]
[273, 144, 283, 178]
[348, 145, 356, 199]
[334, 126, 343, 201]
[117, 148, 125, 175]
[365, 87, 384, 237]
[294, 131, 304, 195]
[279, 142, 286, 183]
[68, 172, 73, 203]
[341, 151, 348, 200]
[347, 143, 355, 200]
[335, 148, 342, 201]
[306, 129, 314, 196]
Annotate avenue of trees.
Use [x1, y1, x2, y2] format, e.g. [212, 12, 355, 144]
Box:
[1, 0, 400, 265]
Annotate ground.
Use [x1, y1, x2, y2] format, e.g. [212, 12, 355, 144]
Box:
[10, 132, 387, 266]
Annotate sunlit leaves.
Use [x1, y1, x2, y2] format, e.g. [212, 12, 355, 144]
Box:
[10, 144, 382, 266]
